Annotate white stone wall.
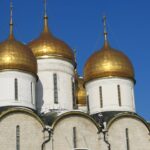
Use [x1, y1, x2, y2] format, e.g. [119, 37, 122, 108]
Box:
[108, 117, 150, 150]
[36, 59, 74, 113]
[46, 114, 105, 150]
[0, 71, 36, 109]
[85, 78, 135, 114]
[0, 111, 44, 150]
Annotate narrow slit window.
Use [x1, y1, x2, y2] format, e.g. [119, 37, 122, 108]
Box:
[16, 125, 20, 150]
[99, 86, 103, 108]
[73, 127, 77, 148]
[87, 95, 90, 114]
[117, 85, 121, 106]
[53, 73, 58, 104]
[72, 77, 76, 109]
[131, 87, 135, 108]
[15, 78, 18, 100]
[125, 128, 130, 150]
[31, 82, 33, 104]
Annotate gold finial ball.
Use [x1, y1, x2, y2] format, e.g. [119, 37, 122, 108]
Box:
[84, 42, 135, 82]
[28, 31, 75, 65]
[76, 77, 86, 106]
[0, 38, 37, 75]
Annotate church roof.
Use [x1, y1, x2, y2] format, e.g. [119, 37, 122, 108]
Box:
[92, 111, 150, 131]
[42, 111, 101, 130]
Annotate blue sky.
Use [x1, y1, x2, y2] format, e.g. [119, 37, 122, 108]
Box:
[0, 0, 150, 120]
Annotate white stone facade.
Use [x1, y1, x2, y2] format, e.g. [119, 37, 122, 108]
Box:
[108, 116, 150, 150]
[0, 71, 36, 109]
[85, 77, 135, 114]
[36, 58, 75, 113]
[46, 113, 101, 150]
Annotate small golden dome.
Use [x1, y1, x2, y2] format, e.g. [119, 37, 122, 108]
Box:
[0, 37, 37, 75]
[84, 42, 134, 82]
[28, 16, 75, 65]
[76, 77, 86, 106]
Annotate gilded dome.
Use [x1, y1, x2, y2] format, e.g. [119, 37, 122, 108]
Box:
[0, 3, 37, 76]
[28, 16, 75, 65]
[84, 42, 134, 82]
[76, 77, 86, 106]
[0, 37, 37, 75]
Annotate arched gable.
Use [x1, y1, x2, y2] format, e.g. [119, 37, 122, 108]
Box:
[0, 107, 44, 127]
[107, 112, 150, 132]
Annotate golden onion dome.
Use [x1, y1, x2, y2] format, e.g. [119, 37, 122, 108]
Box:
[28, 16, 75, 65]
[76, 77, 86, 106]
[84, 16, 134, 83]
[0, 2, 37, 75]
[0, 36, 37, 75]
[84, 41, 134, 83]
